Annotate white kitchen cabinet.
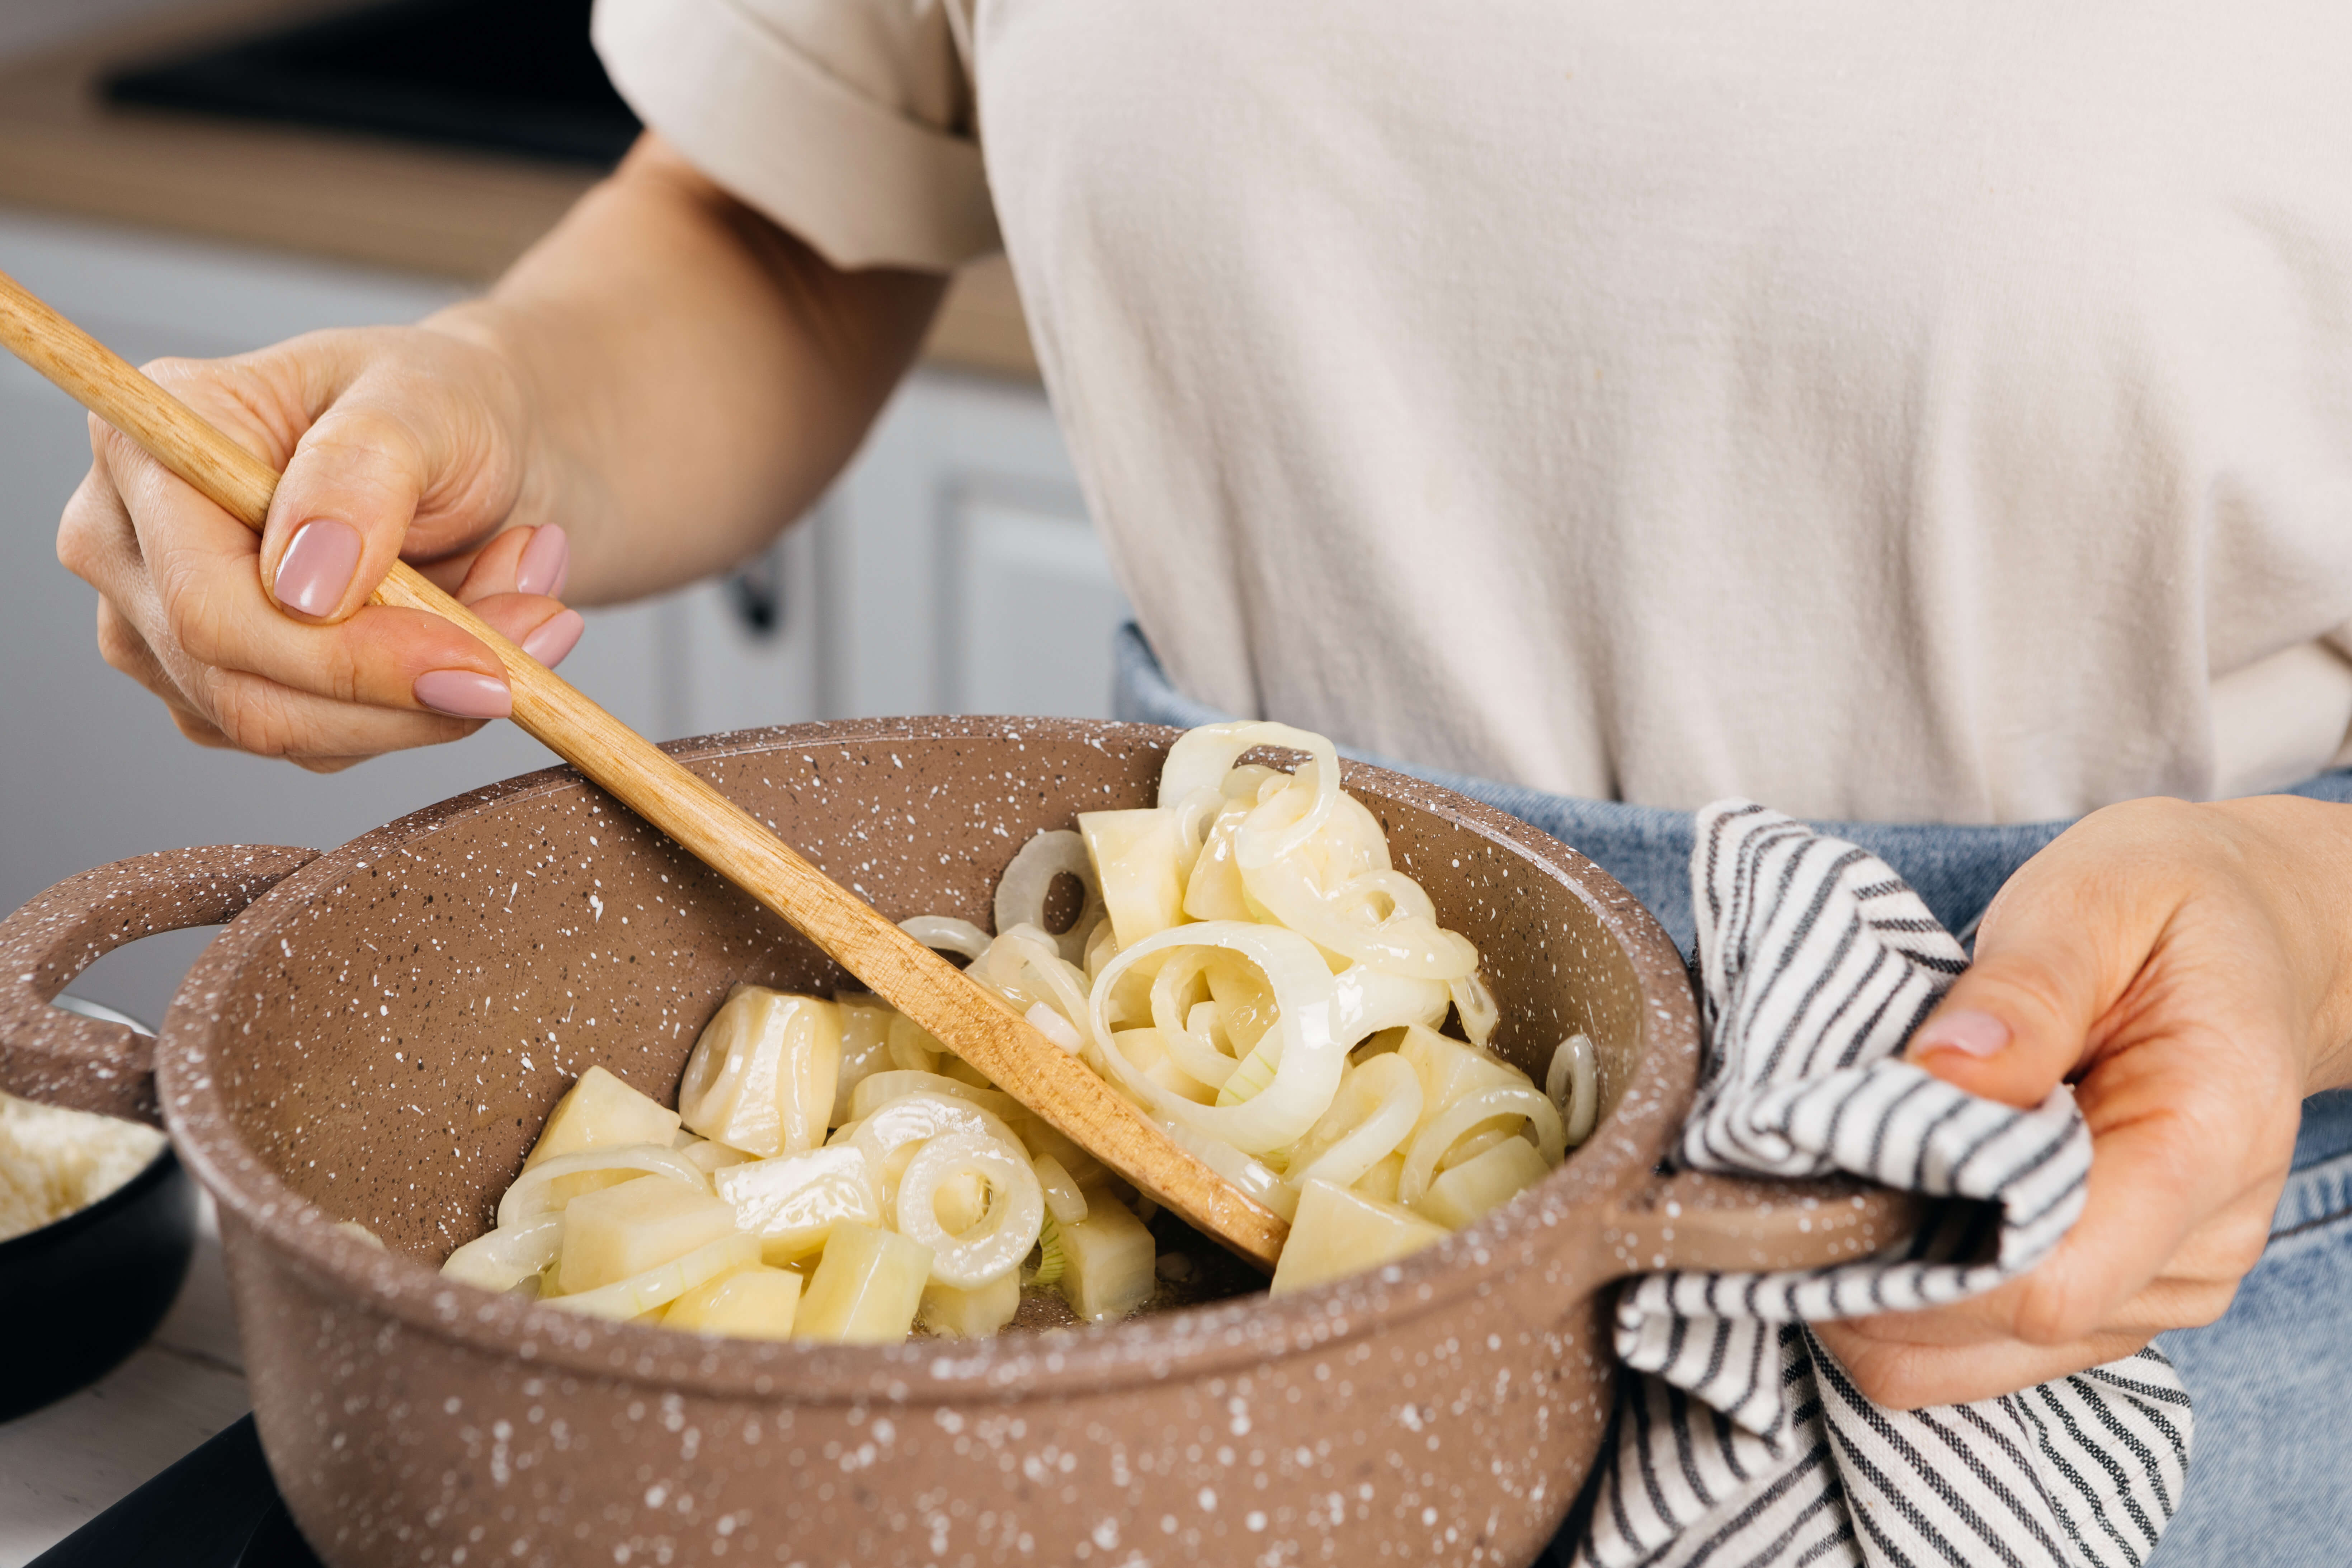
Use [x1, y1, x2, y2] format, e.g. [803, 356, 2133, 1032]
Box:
[669, 366, 1123, 733]
[942, 490, 1133, 716]
[0, 208, 1111, 1023]
[821, 368, 1126, 720]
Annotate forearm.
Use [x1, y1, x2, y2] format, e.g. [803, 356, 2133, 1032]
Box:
[427, 132, 946, 603]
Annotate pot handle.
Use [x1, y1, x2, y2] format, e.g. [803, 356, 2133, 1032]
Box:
[0, 845, 319, 1126]
[1601, 1169, 1926, 1276]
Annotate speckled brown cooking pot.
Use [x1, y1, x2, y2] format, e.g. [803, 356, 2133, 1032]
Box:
[0, 719, 1912, 1568]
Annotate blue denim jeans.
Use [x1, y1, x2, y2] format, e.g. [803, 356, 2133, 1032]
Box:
[1113, 624, 2352, 1565]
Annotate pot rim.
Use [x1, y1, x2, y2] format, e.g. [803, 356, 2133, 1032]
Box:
[158, 716, 1699, 1403]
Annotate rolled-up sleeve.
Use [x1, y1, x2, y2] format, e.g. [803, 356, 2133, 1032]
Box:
[592, 0, 998, 271]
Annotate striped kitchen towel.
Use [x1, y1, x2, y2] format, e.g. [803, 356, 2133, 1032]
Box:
[1570, 802, 2192, 1568]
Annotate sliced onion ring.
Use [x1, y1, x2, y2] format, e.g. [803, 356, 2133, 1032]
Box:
[993, 830, 1108, 965]
[1398, 1085, 1566, 1208]
[543, 1232, 760, 1321]
[1287, 1052, 1424, 1192]
[851, 1070, 1021, 1122]
[887, 1014, 944, 1073]
[1438, 1124, 1517, 1172]
[496, 1144, 710, 1228]
[851, 1091, 1026, 1210]
[1154, 1116, 1298, 1223]
[440, 1211, 564, 1293]
[901, 914, 991, 961]
[1450, 971, 1500, 1050]
[1031, 1152, 1090, 1225]
[1026, 1001, 1083, 1054]
[1157, 721, 1342, 868]
[1169, 785, 1226, 881]
[1332, 964, 1451, 1048]
[1546, 1033, 1600, 1145]
[1168, 1000, 1241, 1088]
[1149, 950, 1243, 1087]
[1331, 870, 1435, 923]
[1242, 851, 1480, 980]
[993, 928, 1097, 1046]
[1089, 921, 1344, 1154]
[896, 1132, 1046, 1289]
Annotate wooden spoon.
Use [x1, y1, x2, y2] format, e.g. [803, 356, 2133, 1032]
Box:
[0, 268, 1288, 1269]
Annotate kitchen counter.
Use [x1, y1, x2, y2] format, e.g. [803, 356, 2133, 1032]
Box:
[0, 0, 1040, 380]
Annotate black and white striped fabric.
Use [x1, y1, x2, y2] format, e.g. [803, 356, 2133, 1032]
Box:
[1570, 802, 2192, 1568]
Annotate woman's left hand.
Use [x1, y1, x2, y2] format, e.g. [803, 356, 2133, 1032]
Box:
[1813, 794, 2352, 1409]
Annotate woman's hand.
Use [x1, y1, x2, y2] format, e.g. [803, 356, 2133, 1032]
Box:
[54, 132, 946, 773]
[1815, 795, 2352, 1408]
[56, 324, 583, 770]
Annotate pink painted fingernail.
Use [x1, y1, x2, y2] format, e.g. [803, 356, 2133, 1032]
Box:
[274, 519, 364, 617]
[515, 523, 571, 598]
[414, 669, 512, 719]
[521, 608, 584, 668]
[1912, 1008, 2009, 1059]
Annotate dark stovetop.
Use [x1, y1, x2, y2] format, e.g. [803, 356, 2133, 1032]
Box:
[103, 0, 640, 166]
[31, 1416, 322, 1568]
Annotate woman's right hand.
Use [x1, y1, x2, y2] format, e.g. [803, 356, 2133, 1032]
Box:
[56, 321, 584, 772]
[57, 131, 949, 772]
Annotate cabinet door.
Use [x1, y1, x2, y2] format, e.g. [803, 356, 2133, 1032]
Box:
[649, 366, 1118, 736]
[661, 515, 823, 740]
[938, 488, 1131, 717]
[820, 371, 1124, 720]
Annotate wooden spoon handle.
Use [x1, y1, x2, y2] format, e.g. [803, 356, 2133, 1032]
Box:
[0, 268, 1287, 1268]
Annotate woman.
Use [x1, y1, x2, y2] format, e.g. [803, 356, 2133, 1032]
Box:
[53, 2, 2352, 1557]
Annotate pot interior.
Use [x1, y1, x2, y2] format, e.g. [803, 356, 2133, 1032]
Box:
[185, 720, 1667, 1311]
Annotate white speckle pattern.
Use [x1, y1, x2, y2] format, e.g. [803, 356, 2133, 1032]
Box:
[5, 719, 1734, 1567]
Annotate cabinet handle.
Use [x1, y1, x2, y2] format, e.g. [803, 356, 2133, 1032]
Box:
[726, 538, 788, 638]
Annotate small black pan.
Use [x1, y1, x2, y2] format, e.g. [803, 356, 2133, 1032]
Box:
[0, 998, 197, 1422]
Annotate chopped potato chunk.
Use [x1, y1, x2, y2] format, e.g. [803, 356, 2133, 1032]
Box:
[527, 1066, 682, 1166]
[524, 1066, 683, 1207]
[1078, 809, 1186, 948]
[1397, 1025, 1521, 1141]
[831, 995, 896, 1125]
[558, 1175, 739, 1296]
[678, 986, 843, 1158]
[1412, 1136, 1549, 1229]
[1350, 1152, 1405, 1204]
[715, 1146, 880, 1264]
[1057, 1198, 1157, 1323]
[1269, 1179, 1447, 1297]
[664, 1264, 802, 1339]
[918, 1270, 1020, 1338]
[794, 1222, 933, 1343]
